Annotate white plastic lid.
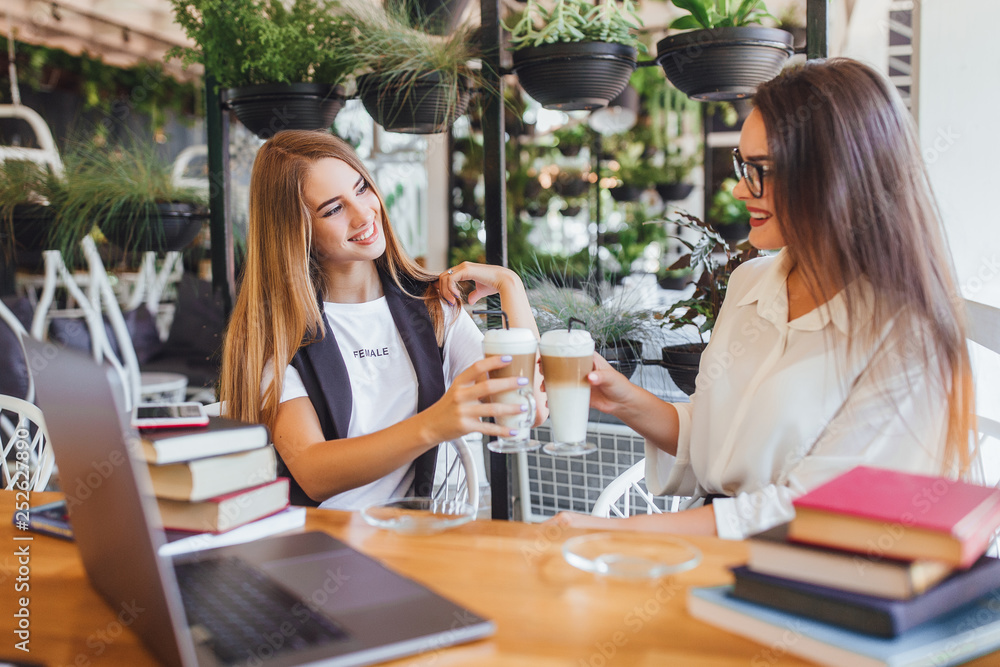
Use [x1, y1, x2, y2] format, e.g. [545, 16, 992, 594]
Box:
[539, 329, 595, 356]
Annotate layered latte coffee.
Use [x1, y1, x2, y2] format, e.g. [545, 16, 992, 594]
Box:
[539, 329, 594, 449]
[483, 327, 538, 452]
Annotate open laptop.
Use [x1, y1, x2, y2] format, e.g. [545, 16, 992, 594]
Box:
[28, 339, 494, 667]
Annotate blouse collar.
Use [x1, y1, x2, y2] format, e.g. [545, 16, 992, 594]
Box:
[736, 248, 871, 335]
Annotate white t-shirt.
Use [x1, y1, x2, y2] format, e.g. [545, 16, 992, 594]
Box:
[646, 249, 948, 540]
[267, 297, 483, 510]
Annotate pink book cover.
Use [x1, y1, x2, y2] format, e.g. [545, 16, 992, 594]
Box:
[792, 466, 1000, 541]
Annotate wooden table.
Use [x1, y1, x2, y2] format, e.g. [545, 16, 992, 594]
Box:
[1, 493, 995, 667]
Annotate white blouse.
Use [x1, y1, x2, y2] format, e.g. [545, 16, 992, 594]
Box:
[646, 249, 948, 539]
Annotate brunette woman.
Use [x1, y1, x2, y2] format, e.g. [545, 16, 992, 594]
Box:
[555, 58, 974, 538]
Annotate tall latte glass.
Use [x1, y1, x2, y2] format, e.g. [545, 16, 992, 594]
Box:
[483, 328, 539, 453]
[539, 329, 596, 456]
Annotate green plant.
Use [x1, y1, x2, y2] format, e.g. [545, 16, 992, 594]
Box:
[551, 122, 592, 154]
[668, 0, 774, 30]
[661, 210, 759, 338]
[55, 137, 207, 260]
[630, 64, 701, 149]
[603, 204, 668, 276]
[505, 0, 645, 51]
[334, 0, 488, 121]
[167, 0, 354, 89]
[2, 37, 201, 133]
[525, 268, 658, 348]
[0, 161, 68, 259]
[708, 177, 750, 226]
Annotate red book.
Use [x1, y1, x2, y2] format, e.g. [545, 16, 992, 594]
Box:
[155, 478, 290, 533]
[789, 466, 1000, 568]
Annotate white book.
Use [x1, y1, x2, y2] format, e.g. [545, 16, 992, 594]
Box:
[158, 506, 307, 557]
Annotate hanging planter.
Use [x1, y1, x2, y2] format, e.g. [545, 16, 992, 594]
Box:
[100, 203, 208, 254]
[655, 182, 695, 202]
[512, 42, 638, 111]
[222, 83, 346, 139]
[655, 27, 794, 102]
[609, 184, 644, 202]
[644, 342, 705, 395]
[601, 339, 643, 379]
[3, 205, 56, 270]
[357, 71, 473, 134]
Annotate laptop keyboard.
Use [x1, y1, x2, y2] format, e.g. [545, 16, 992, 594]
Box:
[175, 556, 348, 665]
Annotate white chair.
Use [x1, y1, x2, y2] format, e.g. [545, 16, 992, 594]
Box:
[30, 247, 136, 409]
[1, 394, 54, 491]
[119, 251, 185, 343]
[0, 298, 34, 402]
[591, 458, 686, 518]
[0, 104, 63, 175]
[30, 239, 189, 410]
[433, 438, 480, 517]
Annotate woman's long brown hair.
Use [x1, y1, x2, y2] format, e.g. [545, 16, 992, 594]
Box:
[219, 130, 447, 431]
[753, 58, 974, 473]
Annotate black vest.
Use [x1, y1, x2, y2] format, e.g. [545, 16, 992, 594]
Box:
[285, 273, 445, 507]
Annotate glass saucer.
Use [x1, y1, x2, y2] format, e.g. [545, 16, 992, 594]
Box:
[562, 532, 702, 580]
[360, 497, 476, 536]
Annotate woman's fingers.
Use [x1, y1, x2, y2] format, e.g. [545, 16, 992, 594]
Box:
[439, 261, 510, 306]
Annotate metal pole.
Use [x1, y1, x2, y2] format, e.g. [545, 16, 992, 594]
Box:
[205, 74, 235, 316]
[480, 0, 513, 520]
[806, 0, 829, 60]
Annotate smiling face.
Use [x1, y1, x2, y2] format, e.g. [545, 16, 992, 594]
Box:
[303, 157, 386, 267]
[733, 108, 785, 251]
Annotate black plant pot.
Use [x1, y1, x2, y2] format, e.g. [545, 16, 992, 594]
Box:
[655, 182, 695, 202]
[512, 42, 637, 111]
[601, 339, 642, 380]
[358, 71, 472, 134]
[222, 83, 346, 139]
[644, 342, 705, 395]
[609, 185, 644, 202]
[655, 27, 794, 102]
[658, 272, 693, 291]
[716, 221, 751, 241]
[557, 143, 583, 157]
[3, 204, 55, 270]
[100, 202, 208, 254]
[560, 205, 582, 218]
[554, 178, 589, 198]
[408, 0, 472, 35]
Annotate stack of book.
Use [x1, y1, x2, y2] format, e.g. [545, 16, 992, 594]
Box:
[688, 466, 1000, 666]
[141, 416, 305, 555]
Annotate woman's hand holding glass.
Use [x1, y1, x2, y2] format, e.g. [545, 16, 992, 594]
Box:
[482, 327, 541, 453]
[422, 356, 534, 445]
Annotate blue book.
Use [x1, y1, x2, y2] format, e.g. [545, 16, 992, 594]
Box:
[731, 557, 1000, 638]
[688, 585, 1000, 667]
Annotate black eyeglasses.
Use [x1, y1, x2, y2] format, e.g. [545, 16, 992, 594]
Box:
[732, 148, 768, 199]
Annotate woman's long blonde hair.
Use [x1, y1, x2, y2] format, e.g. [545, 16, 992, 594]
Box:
[220, 130, 446, 430]
[753, 58, 974, 473]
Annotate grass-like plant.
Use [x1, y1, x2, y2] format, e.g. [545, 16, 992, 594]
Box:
[668, 0, 774, 30]
[167, 0, 354, 89]
[525, 267, 659, 349]
[334, 0, 488, 125]
[0, 160, 67, 259]
[505, 0, 645, 51]
[55, 138, 207, 261]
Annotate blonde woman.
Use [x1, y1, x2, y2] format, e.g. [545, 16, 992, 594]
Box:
[555, 58, 975, 538]
[220, 130, 544, 509]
